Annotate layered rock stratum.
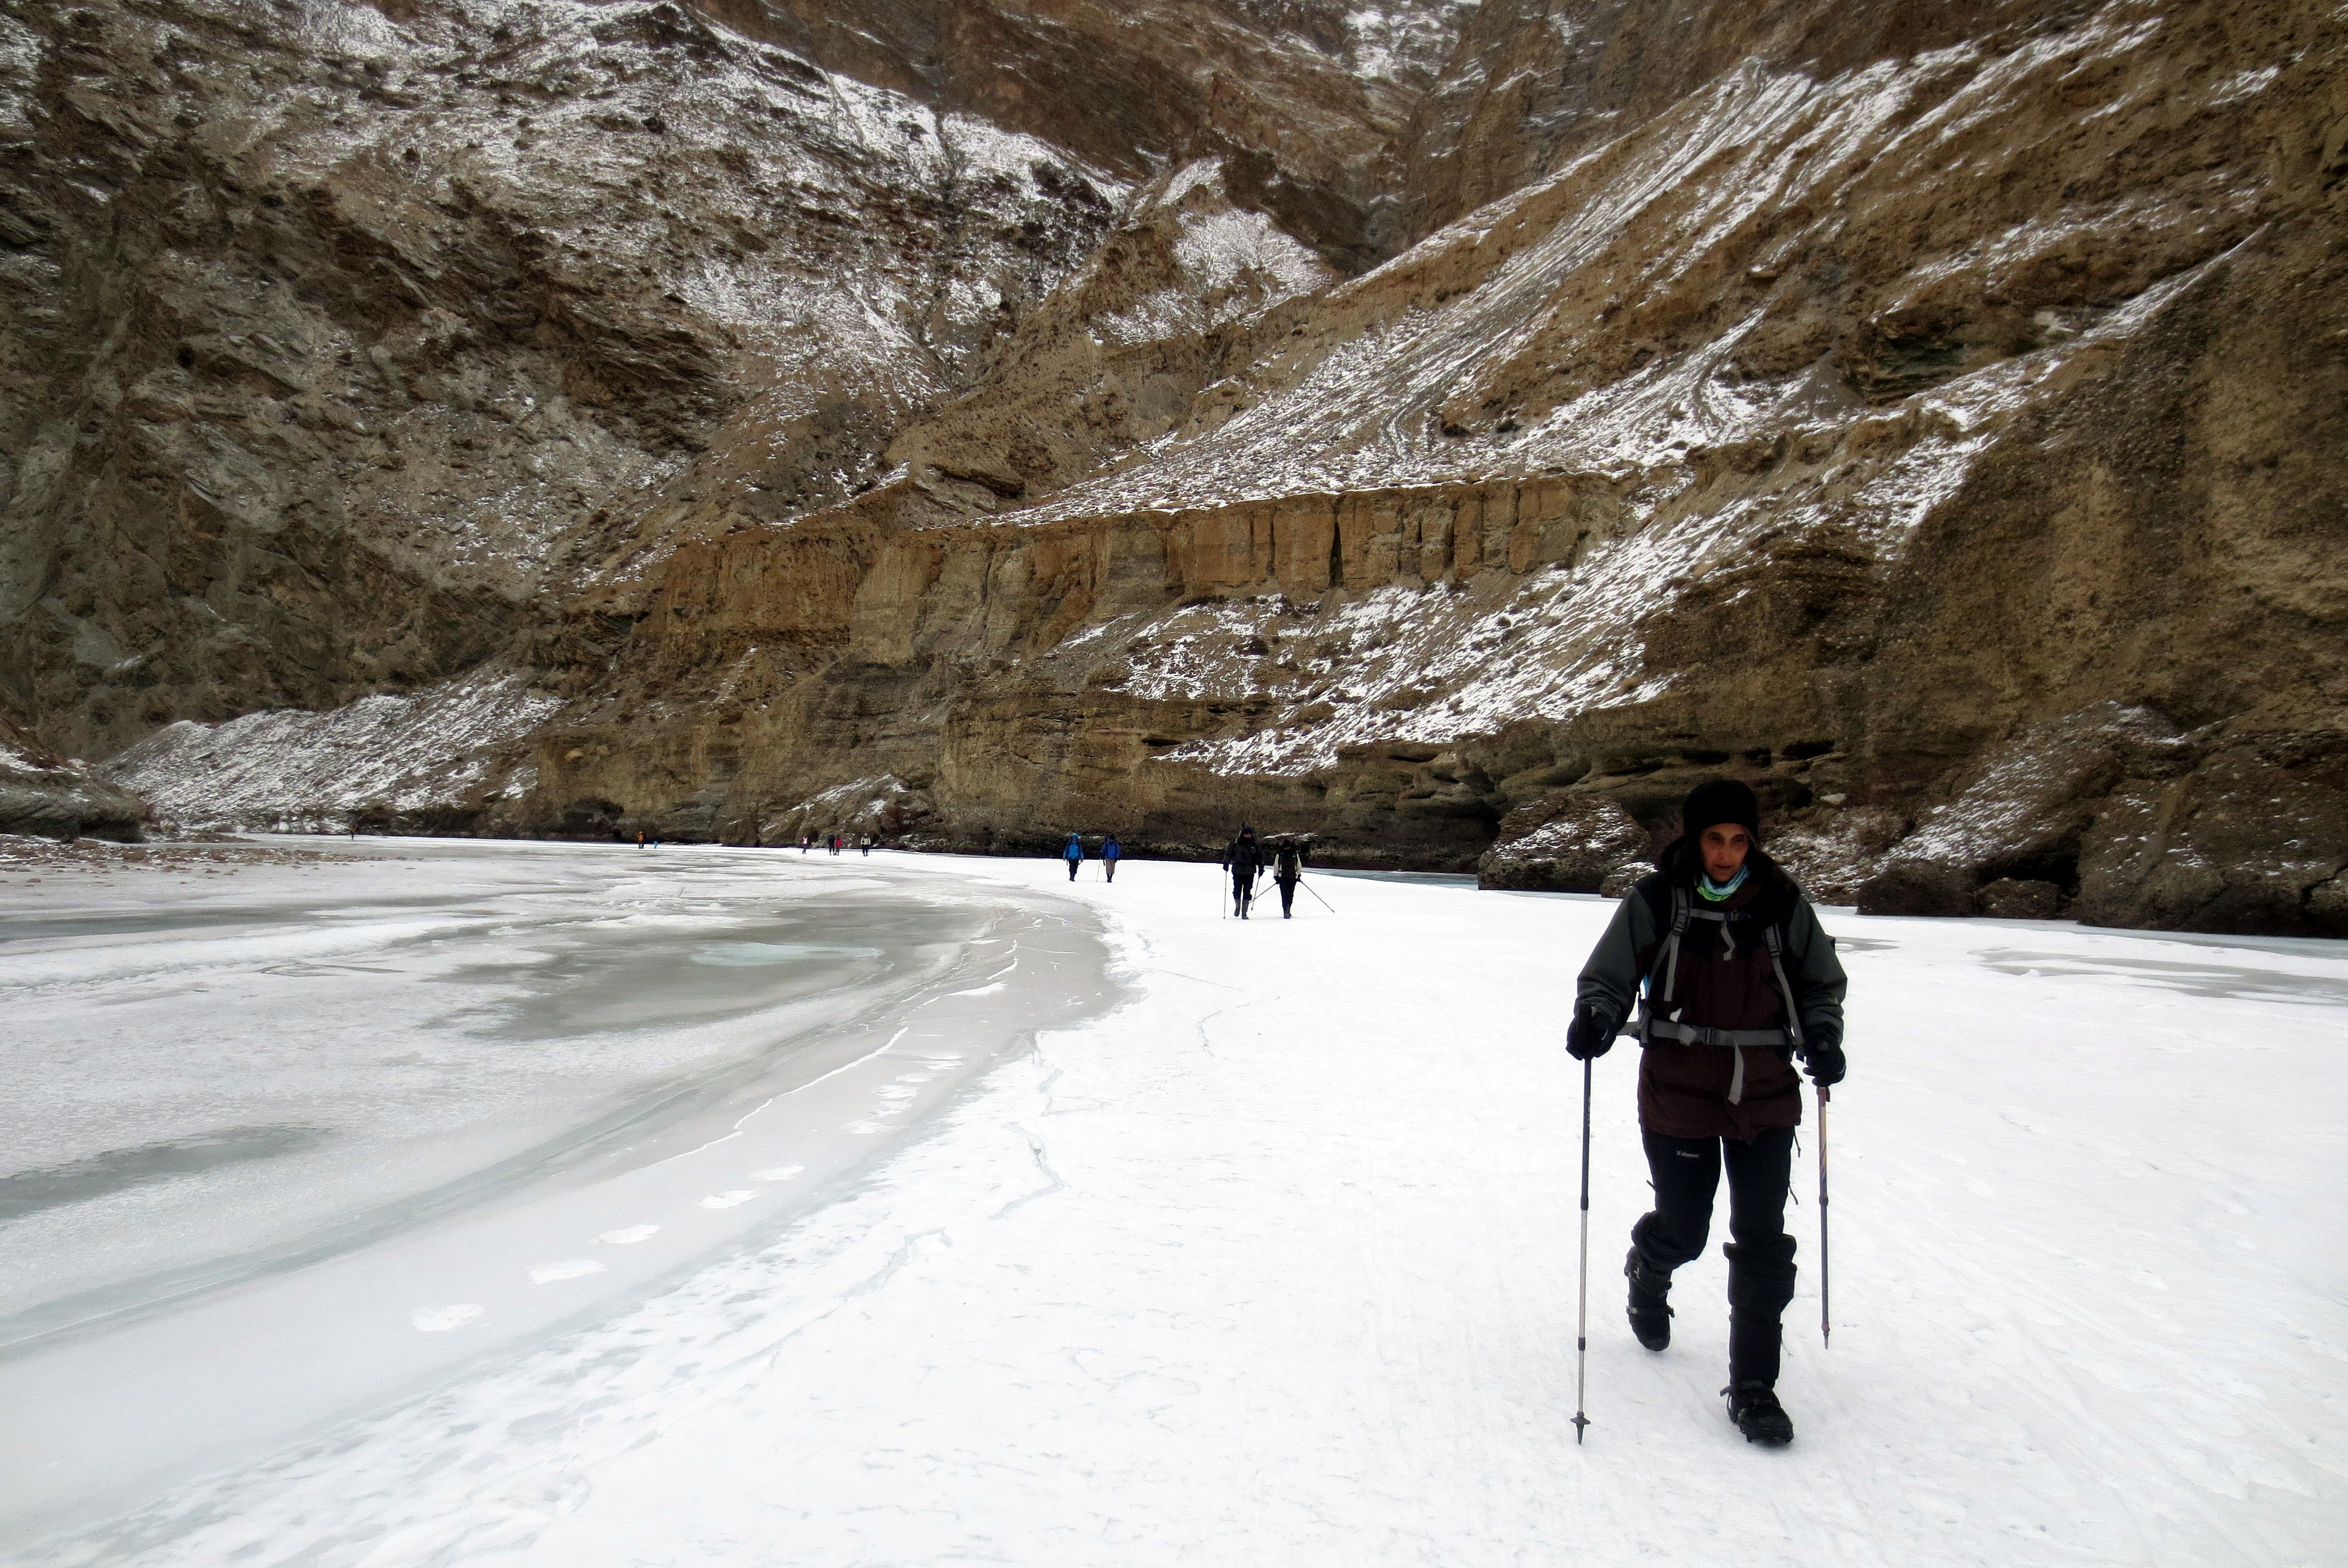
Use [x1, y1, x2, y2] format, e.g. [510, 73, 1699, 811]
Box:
[7, 0, 2345, 934]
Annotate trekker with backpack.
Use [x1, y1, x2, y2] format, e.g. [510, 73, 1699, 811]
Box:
[1102, 835, 1122, 882]
[1062, 832, 1084, 881]
[1271, 838, 1305, 917]
[1565, 779, 1847, 1446]
[1221, 826, 1264, 917]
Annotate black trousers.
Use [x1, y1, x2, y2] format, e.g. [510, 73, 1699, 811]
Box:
[1633, 1125, 1797, 1386]
[1277, 877, 1296, 915]
[1232, 870, 1254, 912]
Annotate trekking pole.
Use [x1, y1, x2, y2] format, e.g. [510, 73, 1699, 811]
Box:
[1300, 875, 1337, 914]
[1573, 1053, 1593, 1444]
[1818, 1084, 1832, 1348]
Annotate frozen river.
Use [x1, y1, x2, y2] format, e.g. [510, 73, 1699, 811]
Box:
[4, 838, 2344, 1567]
[0, 838, 1115, 1548]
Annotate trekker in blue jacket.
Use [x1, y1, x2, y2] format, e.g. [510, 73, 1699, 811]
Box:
[1062, 832, 1084, 880]
[1102, 835, 1122, 883]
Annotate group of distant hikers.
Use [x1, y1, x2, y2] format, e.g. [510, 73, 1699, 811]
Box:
[1057, 826, 1311, 918]
[1059, 832, 1124, 881]
[1214, 824, 1309, 918]
[792, 833, 874, 855]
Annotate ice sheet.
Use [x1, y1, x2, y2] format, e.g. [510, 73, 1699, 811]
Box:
[7, 849, 2345, 1565]
[0, 839, 1115, 1545]
[1, 843, 965, 1328]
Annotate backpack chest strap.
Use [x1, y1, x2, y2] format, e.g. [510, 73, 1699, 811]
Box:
[1634, 884, 1812, 1103]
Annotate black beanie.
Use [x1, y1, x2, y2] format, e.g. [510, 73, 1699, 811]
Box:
[1680, 778, 1762, 842]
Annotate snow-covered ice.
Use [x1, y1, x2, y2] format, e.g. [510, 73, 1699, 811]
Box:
[4, 844, 2344, 1564]
[0, 839, 1110, 1546]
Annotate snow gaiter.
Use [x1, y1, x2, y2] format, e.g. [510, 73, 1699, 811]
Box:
[1728, 1312, 1781, 1388]
[1723, 1122, 1798, 1389]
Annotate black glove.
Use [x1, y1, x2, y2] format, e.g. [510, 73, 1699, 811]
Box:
[1566, 1003, 1620, 1061]
[1797, 1032, 1846, 1088]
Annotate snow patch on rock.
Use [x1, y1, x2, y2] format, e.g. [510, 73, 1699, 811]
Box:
[765, 775, 935, 842]
[102, 669, 560, 832]
[1341, 2, 1479, 87]
[1102, 161, 1333, 347]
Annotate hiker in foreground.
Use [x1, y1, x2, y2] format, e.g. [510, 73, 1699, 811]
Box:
[1566, 779, 1847, 1446]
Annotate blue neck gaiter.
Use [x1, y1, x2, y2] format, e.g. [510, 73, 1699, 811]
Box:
[1696, 863, 1750, 903]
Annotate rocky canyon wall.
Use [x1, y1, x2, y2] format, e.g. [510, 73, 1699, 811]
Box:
[520, 0, 2348, 935]
[1, 0, 1123, 756]
[13, 0, 2347, 935]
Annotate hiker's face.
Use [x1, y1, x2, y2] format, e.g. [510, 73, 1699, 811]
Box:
[1700, 823, 1751, 883]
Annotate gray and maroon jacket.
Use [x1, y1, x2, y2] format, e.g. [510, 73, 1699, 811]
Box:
[1574, 849, 1847, 1140]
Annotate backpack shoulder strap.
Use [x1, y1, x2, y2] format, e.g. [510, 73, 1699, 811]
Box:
[1764, 903, 1805, 1047]
[1658, 883, 1689, 1007]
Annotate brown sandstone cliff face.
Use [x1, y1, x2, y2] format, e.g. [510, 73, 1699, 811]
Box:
[521, 0, 2347, 935]
[536, 469, 1623, 855]
[10, 0, 2345, 933]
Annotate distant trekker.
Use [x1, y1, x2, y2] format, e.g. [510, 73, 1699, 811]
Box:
[1271, 838, 1305, 918]
[636, 830, 646, 850]
[1062, 832, 1084, 881]
[1221, 826, 1263, 918]
[861, 833, 874, 856]
[1566, 779, 1847, 1447]
[800, 834, 811, 854]
[1102, 834, 1122, 883]
[830, 834, 841, 855]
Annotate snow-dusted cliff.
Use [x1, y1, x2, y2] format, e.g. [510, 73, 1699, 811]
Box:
[7, 0, 2345, 934]
[103, 667, 558, 832]
[2, 0, 1123, 752]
